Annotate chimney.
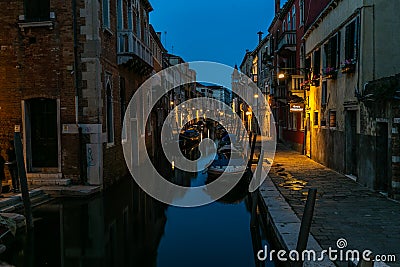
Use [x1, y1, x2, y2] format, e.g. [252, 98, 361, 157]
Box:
[257, 31, 264, 43]
[156, 31, 162, 40]
[275, 0, 280, 14]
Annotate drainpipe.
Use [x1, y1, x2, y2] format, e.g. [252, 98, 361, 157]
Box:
[301, 43, 307, 155]
[72, 0, 79, 126]
[72, 0, 84, 182]
[371, 5, 375, 81]
[356, 8, 362, 99]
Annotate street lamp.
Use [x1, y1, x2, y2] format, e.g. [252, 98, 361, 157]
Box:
[245, 110, 252, 132]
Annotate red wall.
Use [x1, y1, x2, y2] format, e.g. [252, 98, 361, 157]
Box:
[283, 112, 304, 145]
[304, 0, 331, 30]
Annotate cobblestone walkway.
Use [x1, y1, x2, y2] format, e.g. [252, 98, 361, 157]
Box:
[268, 143, 400, 266]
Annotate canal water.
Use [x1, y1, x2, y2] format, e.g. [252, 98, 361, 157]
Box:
[0, 167, 275, 266]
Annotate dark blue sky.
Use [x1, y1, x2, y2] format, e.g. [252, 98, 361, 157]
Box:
[150, 0, 275, 67]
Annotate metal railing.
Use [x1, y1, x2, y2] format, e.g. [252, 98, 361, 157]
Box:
[277, 31, 296, 51]
[117, 30, 153, 67]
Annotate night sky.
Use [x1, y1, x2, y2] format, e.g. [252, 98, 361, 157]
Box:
[150, 0, 276, 67]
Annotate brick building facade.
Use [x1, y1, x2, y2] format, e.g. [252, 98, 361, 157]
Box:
[0, 0, 164, 189]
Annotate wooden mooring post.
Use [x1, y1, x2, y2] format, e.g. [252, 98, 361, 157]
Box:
[294, 188, 317, 267]
[14, 128, 34, 230]
[248, 133, 257, 169]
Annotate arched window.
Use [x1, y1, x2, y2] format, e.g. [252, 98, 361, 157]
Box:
[120, 77, 126, 125]
[106, 76, 114, 143]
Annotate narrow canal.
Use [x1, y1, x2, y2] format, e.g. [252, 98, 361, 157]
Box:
[0, 151, 275, 266]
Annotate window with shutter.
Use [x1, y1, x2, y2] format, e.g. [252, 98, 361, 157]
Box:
[102, 0, 110, 29]
[331, 35, 337, 68]
[324, 34, 339, 69]
[25, 0, 50, 21]
[305, 57, 311, 79]
[300, 0, 304, 25]
[313, 49, 321, 78]
[345, 19, 359, 61]
[313, 111, 319, 126]
[324, 43, 332, 68]
[321, 81, 327, 106]
[329, 110, 337, 128]
[292, 7, 296, 29]
[117, 0, 123, 30]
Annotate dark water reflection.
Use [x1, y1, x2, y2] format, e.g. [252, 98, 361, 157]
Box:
[0, 172, 274, 267]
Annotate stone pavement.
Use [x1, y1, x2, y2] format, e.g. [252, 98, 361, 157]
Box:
[266, 143, 400, 266]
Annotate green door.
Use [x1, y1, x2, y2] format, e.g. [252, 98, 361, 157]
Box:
[29, 98, 58, 168]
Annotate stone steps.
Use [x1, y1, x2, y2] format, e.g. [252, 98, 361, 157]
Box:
[25, 172, 72, 186]
[0, 189, 52, 213]
[28, 178, 71, 186]
[26, 173, 63, 179]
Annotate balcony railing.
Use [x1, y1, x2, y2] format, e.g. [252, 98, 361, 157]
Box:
[277, 31, 296, 52]
[291, 75, 305, 92]
[117, 30, 153, 67]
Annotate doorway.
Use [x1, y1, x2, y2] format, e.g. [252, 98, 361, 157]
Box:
[345, 110, 357, 177]
[376, 122, 389, 192]
[26, 98, 59, 170]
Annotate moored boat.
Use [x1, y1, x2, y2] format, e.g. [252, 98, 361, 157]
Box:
[208, 146, 247, 176]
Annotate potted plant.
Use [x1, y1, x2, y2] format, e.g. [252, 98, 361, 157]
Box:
[300, 80, 311, 90]
[311, 74, 320, 86]
[323, 66, 338, 79]
[341, 59, 356, 73]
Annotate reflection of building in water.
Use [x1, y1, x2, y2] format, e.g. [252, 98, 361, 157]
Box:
[132, 181, 167, 266]
[5, 178, 167, 266]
